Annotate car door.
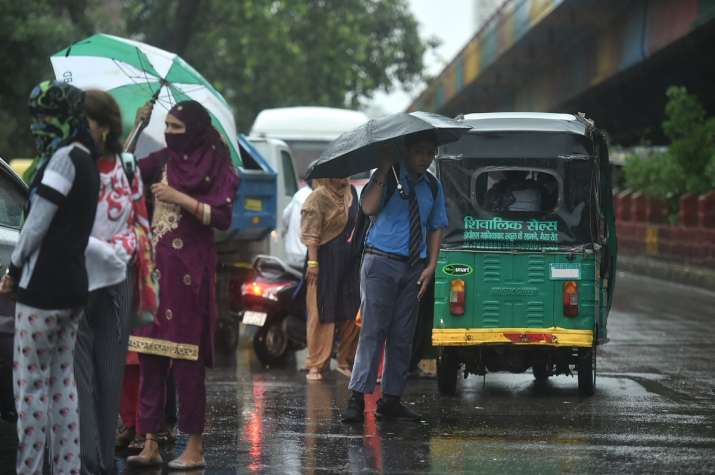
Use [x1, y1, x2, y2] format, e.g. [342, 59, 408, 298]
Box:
[0, 159, 26, 332]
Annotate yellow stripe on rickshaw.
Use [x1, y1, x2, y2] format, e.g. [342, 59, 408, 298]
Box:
[432, 327, 593, 347]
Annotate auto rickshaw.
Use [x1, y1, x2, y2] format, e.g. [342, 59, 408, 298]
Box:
[432, 112, 617, 396]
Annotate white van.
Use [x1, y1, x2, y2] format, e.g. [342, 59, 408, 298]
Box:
[246, 138, 299, 262]
[250, 106, 369, 180]
[214, 137, 297, 269]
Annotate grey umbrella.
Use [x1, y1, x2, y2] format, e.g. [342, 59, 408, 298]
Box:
[306, 111, 472, 179]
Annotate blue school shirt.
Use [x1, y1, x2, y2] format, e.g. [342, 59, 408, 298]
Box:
[365, 162, 448, 259]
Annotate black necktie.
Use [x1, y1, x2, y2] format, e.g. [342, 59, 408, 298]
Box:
[408, 179, 422, 267]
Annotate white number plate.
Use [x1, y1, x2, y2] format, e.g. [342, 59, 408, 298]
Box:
[549, 264, 581, 280]
[242, 311, 268, 327]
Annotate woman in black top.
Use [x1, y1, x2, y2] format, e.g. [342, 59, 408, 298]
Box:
[0, 80, 99, 475]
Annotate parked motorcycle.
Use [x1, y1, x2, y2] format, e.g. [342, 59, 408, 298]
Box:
[240, 255, 307, 365]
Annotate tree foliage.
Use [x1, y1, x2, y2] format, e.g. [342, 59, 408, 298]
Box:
[0, 0, 429, 159]
[623, 86, 715, 209]
[123, 0, 429, 131]
[0, 0, 105, 158]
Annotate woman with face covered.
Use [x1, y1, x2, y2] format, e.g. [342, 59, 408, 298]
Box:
[0, 80, 99, 475]
[126, 100, 238, 470]
[300, 178, 361, 381]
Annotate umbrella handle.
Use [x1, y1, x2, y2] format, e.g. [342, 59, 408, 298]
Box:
[149, 85, 162, 104]
[123, 87, 163, 153]
[392, 166, 408, 199]
[123, 119, 148, 154]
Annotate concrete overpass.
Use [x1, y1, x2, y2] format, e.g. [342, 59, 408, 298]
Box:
[409, 0, 715, 144]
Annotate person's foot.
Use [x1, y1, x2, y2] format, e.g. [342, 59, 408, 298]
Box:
[306, 368, 323, 381]
[168, 454, 206, 470]
[408, 366, 435, 380]
[168, 435, 205, 470]
[126, 434, 162, 466]
[336, 366, 352, 378]
[115, 424, 136, 449]
[341, 391, 365, 423]
[127, 433, 146, 453]
[376, 395, 423, 421]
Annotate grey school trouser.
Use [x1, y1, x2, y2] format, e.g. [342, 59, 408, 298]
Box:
[348, 253, 424, 398]
[74, 270, 133, 475]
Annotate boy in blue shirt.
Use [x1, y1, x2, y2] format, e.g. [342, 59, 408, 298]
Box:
[342, 133, 448, 423]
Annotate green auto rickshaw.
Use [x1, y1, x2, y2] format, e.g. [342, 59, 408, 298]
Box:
[432, 112, 617, 396]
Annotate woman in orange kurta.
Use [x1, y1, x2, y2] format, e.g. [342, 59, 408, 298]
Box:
[301, 178, 361, 381]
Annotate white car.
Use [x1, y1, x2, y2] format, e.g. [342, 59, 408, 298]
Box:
[0, 157, 26, 421]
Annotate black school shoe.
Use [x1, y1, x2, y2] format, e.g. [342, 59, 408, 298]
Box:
[341, 391, 365, 423]
[376, 395, 422, 421]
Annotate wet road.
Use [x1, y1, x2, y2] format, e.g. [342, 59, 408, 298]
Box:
[1, 271, 714, 474]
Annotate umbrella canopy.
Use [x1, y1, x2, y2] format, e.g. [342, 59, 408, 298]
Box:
[306, 111, 471, 179]
[50, 34, 241, 166]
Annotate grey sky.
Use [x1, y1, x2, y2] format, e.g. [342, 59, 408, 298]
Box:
[368, 0, 476, 114]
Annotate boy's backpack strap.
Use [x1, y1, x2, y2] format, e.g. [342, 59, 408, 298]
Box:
[424, 170, 439, 200]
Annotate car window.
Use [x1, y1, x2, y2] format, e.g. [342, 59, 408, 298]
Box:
[0, 173, 24, 228]
[281, 151, 298, 197]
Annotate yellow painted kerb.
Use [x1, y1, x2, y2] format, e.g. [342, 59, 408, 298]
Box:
[432, 327, 593, 347]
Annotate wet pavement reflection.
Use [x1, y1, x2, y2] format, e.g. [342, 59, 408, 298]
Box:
[1, 271, 714, 474]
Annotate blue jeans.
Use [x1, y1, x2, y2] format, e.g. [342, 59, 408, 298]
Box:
[348, 253, 424, 397]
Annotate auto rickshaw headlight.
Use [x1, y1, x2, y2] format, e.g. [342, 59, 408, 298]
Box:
[449, 279, 465, 316]
[562, 281, 579, 317]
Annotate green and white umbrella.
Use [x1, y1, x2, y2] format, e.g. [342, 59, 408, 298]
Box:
[50, 33, 241, 166]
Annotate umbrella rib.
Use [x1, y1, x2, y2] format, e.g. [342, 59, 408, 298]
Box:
[110, 58, 173, 113]
[121, 74, 160, 80]
[175, 85, 205, 95]
[112, 59, 157, 95]
[134, 46, 163, 94]
[153, 95, 174, 113]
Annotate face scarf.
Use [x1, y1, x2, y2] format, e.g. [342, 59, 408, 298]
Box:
[24, 80, 90, 185]
[164, 100, 215, 155]
[164, 132, 193, 154]
[161, 100, 235, 200]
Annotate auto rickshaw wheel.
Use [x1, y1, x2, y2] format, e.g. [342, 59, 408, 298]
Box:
[577, 343, 596, 396]
[437, 348, 459, 396]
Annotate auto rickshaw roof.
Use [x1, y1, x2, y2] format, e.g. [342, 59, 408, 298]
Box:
[461, 113, 589, 136]
[442, 113, 595, 160]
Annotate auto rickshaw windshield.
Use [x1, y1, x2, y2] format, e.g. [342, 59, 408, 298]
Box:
[437, 132, 601, 251]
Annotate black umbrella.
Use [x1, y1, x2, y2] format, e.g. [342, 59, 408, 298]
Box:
[306, 111, 472, 179]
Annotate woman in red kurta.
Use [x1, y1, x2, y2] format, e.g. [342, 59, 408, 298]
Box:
[127, 101, 238, 469]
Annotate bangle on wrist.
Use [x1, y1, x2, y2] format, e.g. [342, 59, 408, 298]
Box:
[307, 260, 319, 268]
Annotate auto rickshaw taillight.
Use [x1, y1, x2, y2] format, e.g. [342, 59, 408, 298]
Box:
[449, 279, 465, 316]
[563, 281, 579, 317]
